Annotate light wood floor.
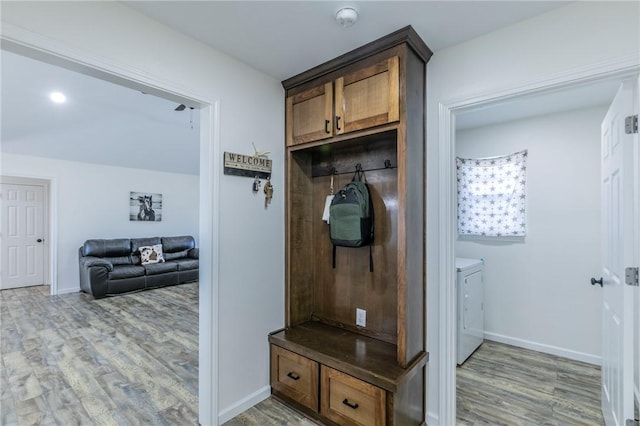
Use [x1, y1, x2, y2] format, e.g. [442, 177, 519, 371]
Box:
[2, 284, 604, 425]
[457, 340, 603, 425]
[225, 341, 604, 426]
[0, 283, 198, 425]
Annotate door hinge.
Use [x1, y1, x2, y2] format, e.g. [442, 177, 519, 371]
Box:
[625, 114, 638, 134]
[625, 267, 639, 286]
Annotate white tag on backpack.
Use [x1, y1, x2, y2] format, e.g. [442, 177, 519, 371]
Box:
[322, 195, 334, 223]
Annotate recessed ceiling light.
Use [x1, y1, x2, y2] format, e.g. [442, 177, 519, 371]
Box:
[49, 92, 66, 104]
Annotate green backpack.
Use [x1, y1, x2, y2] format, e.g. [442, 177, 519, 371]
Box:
[329, 173, 374, 272]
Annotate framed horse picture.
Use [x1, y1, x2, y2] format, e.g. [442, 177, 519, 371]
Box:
[129, 192, 162, 221]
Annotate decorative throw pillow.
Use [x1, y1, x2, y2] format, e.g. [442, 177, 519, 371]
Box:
[139, 244, 165, 265]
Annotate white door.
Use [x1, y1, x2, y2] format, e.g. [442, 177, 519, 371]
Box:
[599, 78, 637, 426]
[0, 183, 46, 289]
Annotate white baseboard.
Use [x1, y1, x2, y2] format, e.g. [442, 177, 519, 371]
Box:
[426, 410, 439, 426]
[484, 331, 601, 366]
[218, 385, 270, 424]
[56, 287, 80, 295]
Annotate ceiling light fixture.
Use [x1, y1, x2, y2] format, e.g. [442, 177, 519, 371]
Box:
[49, 92, 66, 104]
[336, 7, 358, 28]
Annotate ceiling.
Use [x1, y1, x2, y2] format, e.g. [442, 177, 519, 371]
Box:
[1, 50, 201, 175]
[3, 1, 618, 175]
[456, 79, 621, 130]
[123, 1, 570, 81]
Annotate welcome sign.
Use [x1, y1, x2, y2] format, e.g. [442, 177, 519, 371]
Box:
[223, 152, 272, 179]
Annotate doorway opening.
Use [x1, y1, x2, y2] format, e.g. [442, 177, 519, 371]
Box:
[437, 65, 640, 424]
[452, 81, 618, 424]
[1, 39, 219, 425]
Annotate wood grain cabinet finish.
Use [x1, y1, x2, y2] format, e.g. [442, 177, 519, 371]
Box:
[272, 26, 432, 426]
[335, 56, 399, 136]
[286, 82, 334, 146]
[321, 366, 386, 426]
[286, 57, 399, 146]
[270, 345, 319, 411]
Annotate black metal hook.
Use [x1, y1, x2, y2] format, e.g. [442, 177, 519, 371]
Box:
[352, 163, 365, 182]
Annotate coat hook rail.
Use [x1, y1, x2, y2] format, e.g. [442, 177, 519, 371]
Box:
[315, 160, 396, 177]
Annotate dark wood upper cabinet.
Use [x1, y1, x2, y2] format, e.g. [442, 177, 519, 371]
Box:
[272, 26, 432, 425]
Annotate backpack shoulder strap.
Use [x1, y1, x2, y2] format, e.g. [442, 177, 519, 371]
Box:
[369, 244, 373, 273]
[333, 244, 336, 269]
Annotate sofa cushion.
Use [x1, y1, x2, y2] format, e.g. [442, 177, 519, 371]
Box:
[164, 249, 189, 261]
[172, 258, 199, 271]
[144, 262, 178, 276]
[106, 277, 145, 295]
[139, 244, 165, 265]
[109, 265, 145, 280]
[131, 237, 161, 255]
[162, 236, 195, 253]
[83, 239, 131, 258]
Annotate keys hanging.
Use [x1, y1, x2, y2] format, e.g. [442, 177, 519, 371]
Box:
[264, 177, 274, 208]
[252, 176, 261, 193]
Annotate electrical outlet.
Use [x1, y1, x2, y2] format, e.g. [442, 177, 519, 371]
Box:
[356, 308, 366, 327]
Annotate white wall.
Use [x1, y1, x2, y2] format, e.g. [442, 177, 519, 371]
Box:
[1, 2, 285, 423]
[426, 2, 640, 423]
[3, 1, 639, 424]
[1, 153, 199, 294]
[456, 106, 606, 363]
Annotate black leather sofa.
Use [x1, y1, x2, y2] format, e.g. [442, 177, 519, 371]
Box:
[78, 235, 198, 299]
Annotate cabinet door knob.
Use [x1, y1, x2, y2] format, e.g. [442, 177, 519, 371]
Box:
[342, 399, 359, 409]
[591, 277, 603, 287]
[37, 238, 43, 243]
[286, 372, 300, 381]
[324, 120, 331, 134]
[335, 116, 342, 131]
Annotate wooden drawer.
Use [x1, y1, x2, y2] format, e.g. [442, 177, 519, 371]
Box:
[270, 345, 319, 411]
[321, 366, 386, 426]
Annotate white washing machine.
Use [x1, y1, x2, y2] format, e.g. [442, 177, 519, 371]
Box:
[456, 257, 484, 365]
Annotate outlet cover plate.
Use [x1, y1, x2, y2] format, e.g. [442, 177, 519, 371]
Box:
[356, 308, 366, 327]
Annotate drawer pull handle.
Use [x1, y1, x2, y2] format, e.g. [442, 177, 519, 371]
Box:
[286, 372, 300, 381]
[342, 399, 359, 410]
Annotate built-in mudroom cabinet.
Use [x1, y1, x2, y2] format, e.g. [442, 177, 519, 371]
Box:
[269, 27, 432, 425]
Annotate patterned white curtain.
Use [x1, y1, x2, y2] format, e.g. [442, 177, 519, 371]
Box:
[456, 150, 528, 237]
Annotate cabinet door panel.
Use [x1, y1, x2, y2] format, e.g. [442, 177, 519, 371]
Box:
[335, 57, 399, 135]
[287, 82, 333, 146]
